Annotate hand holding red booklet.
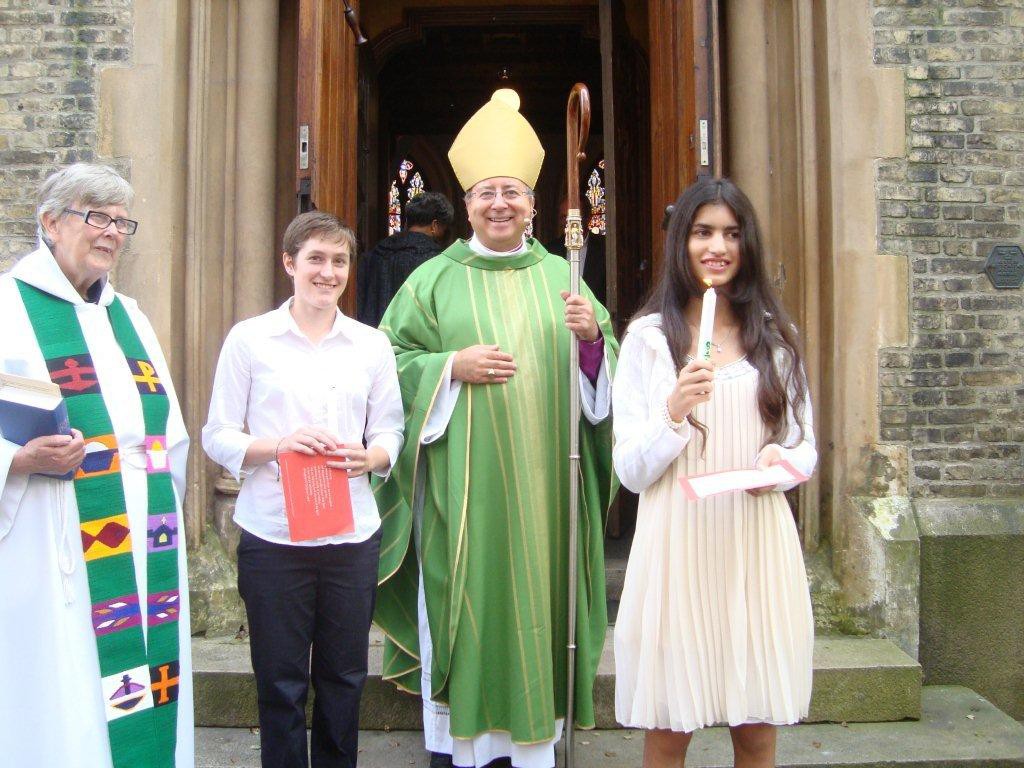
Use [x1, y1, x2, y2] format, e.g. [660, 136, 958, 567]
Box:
[278, 450, 354, 541]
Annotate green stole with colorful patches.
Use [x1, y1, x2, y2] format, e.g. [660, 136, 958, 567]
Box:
[17, 281, 180, 768]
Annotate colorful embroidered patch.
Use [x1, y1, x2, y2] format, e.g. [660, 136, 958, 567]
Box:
[144, 435, 170, 473]
[47, 354, 100, 396]
[92, 594, 141, 636]
[127, 358, 165, 395]
[147, 513, 178, 553]
[102, 666, 154, 721]
[150, 661, 180, 707]
[147, 589, 180, 627]
[81, 514, 132, 561]
[76, 434, 120, 480]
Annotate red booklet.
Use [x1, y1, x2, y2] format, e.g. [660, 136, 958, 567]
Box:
[278, 451, 355, 542]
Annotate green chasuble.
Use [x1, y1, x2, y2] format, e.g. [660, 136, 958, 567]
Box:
[374, 238, 618, 744]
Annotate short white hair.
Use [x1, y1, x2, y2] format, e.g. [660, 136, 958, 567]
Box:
[37, 163, 134, 246]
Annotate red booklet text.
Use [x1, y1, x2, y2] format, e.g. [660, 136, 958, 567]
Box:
[278, 451, 355, 542]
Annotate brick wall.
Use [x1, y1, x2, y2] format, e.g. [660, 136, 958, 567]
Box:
[873, 1, 1024, 497]
[0, 1, 133, 271]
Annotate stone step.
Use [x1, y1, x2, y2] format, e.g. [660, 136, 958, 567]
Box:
[193, 631, 920, 729]
[196, 686, 1024, 768]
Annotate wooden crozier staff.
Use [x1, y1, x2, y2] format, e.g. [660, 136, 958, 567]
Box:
[563, 81, 590, 768]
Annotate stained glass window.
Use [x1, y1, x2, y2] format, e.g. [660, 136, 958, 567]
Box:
[387, 158, 429, 235]
[387, 182, 402, 235]
[408, 171, 425, 200]
[586, 158, 606, 236]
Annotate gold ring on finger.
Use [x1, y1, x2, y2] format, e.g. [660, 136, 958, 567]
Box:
[487, 368, 496, 377]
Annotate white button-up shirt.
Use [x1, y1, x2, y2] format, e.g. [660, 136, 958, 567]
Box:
[202, 301, 404, 546]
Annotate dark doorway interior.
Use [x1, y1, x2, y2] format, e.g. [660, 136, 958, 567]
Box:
[367, 21, 604, 260]
[359, 7, 646, 550]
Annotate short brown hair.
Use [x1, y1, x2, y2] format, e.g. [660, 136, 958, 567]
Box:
[282, 211, 356, 258]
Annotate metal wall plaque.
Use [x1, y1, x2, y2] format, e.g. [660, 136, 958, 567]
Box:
[699, 119, 710, 167]
[984, 244, 1024, 290]
[298, 124, 310, 171]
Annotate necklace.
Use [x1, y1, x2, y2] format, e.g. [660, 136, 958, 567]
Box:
[702, 324, 738, 354]
[689, 320, 740, 354]
[712, 329, 732, 353]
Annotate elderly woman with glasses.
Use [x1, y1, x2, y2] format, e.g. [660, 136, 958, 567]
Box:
[0, 163, 193, 768]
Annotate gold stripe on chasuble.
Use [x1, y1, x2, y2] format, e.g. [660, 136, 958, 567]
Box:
[467, 267, 541, 729]
[381, 612, 421, 667]
[522, 265, 568, 717]
[412, 371, 463, 567]
[377, 339, 454, 671]
[377, 355, 449, 581]
[478, 266, 555, 727]
[531, 266, 568, 598]
[451, 384, 471, 619]
[375, 500, 404, 565]
[459, 594, 496, 722]
[399, 280, 440, 330]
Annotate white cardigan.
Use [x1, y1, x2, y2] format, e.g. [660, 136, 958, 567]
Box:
[611, 313, 817, 494]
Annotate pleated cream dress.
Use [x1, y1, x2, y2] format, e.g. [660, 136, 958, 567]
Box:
[612, 314, 815, 733]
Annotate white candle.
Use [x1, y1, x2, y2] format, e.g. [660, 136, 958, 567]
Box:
[696, 278, 716, 361]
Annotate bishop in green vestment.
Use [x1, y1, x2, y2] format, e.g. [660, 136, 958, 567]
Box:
[374, 90, 617, 767]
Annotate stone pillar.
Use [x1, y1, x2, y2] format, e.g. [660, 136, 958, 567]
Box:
[724, 0, 827, 549]
[214, 0, 280, 564]
[726, 0, 918, 653]
[183, 0, 280, 635]
[184, 0, 229, 548]
[99, 0, 190, 384]
[233, 0, 279, 322]
[823, 0, 919, 656]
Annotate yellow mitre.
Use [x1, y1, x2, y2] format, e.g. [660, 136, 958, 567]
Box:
[448, 89, 545, 191]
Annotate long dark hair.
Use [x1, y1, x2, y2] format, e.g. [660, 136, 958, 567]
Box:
[636, 177, 807, 449]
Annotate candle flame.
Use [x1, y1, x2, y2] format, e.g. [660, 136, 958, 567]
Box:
[703, 278, 713, 288]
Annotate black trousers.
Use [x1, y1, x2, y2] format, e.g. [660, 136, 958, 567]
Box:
[237, 528, 381, 768]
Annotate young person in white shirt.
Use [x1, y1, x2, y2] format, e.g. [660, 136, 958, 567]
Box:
[203, 211, 404, 768]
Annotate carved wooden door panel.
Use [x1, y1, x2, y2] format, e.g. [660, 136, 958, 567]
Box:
[297, 0, 360, 316]
[648, 0, 722, 276]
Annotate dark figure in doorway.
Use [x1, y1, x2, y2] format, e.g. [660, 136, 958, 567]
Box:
[357, 191, 455, 327]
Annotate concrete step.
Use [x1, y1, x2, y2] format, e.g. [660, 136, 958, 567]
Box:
[193, 631, 920, 729]
[196, 686, 1024, 768]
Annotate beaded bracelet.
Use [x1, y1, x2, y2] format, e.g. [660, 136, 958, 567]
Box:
[662, 400, 685, 431]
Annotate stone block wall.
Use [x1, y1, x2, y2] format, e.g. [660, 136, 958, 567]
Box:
[872, 1, 1024, 498]
[916, 499, 1024, 719]
[0, 1, 133, 271]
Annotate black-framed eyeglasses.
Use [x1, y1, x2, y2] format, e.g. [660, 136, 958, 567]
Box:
[65, 208, 139, 235]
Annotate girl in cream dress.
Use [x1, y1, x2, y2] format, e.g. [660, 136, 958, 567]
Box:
[612, 179, 816, 768]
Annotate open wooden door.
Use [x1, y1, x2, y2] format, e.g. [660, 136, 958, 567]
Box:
[600, 0, 652, 334]
[648, 0, 722, 274]
[356, 43, 379, 254]
[296, 0, 361, 316]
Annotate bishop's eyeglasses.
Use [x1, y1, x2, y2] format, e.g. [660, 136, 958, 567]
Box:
[65, 208, 139, 235]
[467, 188, 531, 203]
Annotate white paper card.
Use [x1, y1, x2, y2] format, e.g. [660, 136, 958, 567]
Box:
[679, 461, 808, 501]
